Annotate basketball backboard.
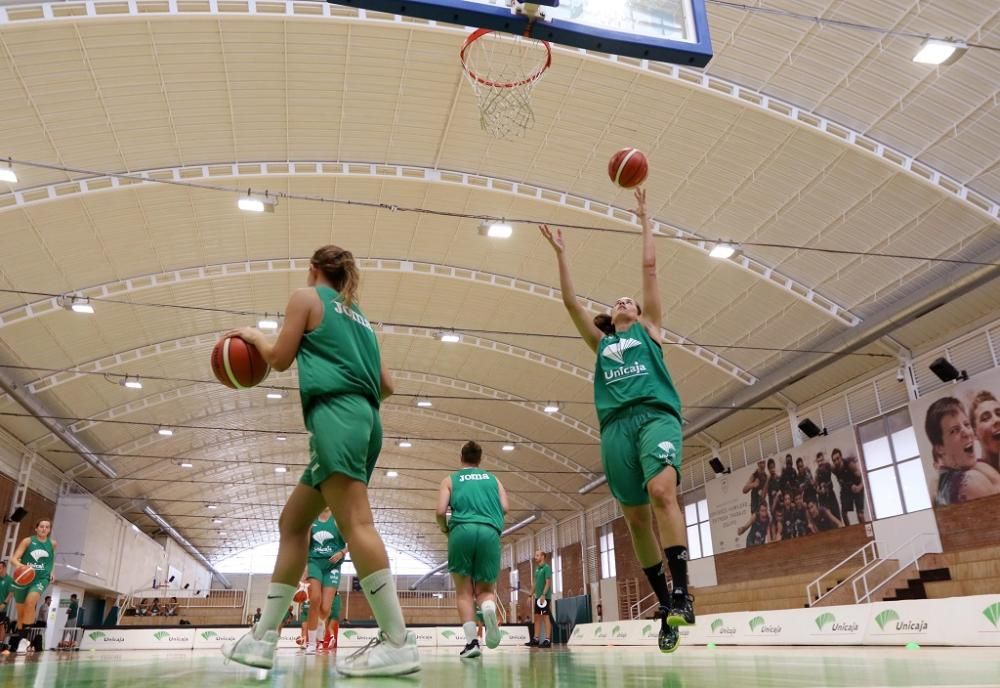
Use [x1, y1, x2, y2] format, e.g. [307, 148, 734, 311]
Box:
[331, 0, 713, 67]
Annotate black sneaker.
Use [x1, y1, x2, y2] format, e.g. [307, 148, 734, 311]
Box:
[524, 638, 539, 647]
[667, 591, 695, 628]
[538, 639, 551, 648]
[459, 639, 481, 659]
[656, 606, 680, 654]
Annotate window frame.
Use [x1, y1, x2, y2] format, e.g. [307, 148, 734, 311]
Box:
[857, 408, 931, 519]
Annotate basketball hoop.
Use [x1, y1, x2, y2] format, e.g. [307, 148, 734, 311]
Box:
[460, 28, 552, 139]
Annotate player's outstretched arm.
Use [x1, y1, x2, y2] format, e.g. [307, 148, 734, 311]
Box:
[436, 477, 452, 534]
[634, 189, 663, 340]
[539, 224, 603, 353]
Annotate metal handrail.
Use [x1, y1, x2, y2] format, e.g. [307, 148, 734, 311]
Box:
[629, 591, 658, 620]
[807, 540, 878, 606]
[851, 532, 940, 604]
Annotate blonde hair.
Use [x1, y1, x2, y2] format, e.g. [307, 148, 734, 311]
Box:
[311, 245, 360, 308]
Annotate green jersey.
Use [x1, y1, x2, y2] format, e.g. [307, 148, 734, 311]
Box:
[593, 321, 681, 428]
[449, 468, 504, 533]
[21, 535, 54, 577]
[0, 574, 11, 606]
[534, 563, 552, 599]
[296, 286, 382, 415]
[309, 517, 346, 562]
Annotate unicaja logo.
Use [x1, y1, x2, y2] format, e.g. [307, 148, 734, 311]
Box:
[875, 609, 927, 633]
[710, 618, 735, 635]
[611, 625, 626, 639]
[88, 631, 105, 642]
[200, 631, 217, 641]
[441, 630, 456, 639]
[594, 626, 606, 638]
[815, 613, 835, 631]
[343, 630, 358, 639]
[602, 338, 640, 365]
[154, 632, 170, 641]
[749, 616, 765, 632]
[642, 624, 654, 638]
[984, 603, 1000, 629]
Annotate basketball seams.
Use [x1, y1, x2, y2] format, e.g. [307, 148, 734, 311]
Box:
[614, 148, 640, 186]
[222, 337, 247, 390]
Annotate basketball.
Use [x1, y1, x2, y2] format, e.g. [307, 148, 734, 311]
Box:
[211, 336, 270, 389]
[293, 589, 307, 604]
[608, 147, 649, 188]
[295, 635, 306, 647]
[13, 564, 35, 586]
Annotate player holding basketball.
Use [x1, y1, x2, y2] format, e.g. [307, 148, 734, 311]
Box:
[221, 245, 419, 677]
[540, 188, 693, 653]
[8, 519, 57, 653]
[436, 441, 508, 659]
[301, 508, 347, 654]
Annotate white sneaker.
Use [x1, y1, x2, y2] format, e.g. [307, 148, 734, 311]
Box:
[482, 605, 501, 650]
[335, 630, 420, 677]
[17, 638, 28, 654]
[304, 643, 316, 655]
[221, 628, 278, 670]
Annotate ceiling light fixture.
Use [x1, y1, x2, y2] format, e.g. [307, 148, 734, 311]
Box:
[398, 440, 412, 449]
[478, 220, 513, 239]
[266, 391, 284, 400]
[257, 314, 279, 331]
[179, 462, 193, 468]
[913, 38, 967, 65]
[121, 375, 143, 390]
[275, 435, 287, 442]
[58, 293, 94, 314]
[438, 331, 461, 343]
[0, 159, 16, 184]
[386, 470, 399, 478]
[237, 189, 277, 213]
[543, 403, 559, 413]
[709, 242, 737, 259]
[206, 504, 218, 510]
[274, 466, 287, 473]
[502, 444, 515, 452]
[416, 398, 433, 408]
[157, 426, 174, 437]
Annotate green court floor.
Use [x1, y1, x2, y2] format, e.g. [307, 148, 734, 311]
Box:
[0, 646, 996, 687]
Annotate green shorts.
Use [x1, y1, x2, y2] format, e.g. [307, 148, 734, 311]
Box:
[447, 523, 501, 584]
[306, 561, 342, 589]
[330, 593, 341, 620]
[600, 405, 682, 507]
[12, 576, 49, 604]
[300, 394, 382, 488]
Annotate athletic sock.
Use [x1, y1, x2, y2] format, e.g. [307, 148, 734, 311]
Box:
[308, 629, 318, 647]
[665, 546, 689, 595]
[463, 621, 477, 644]
[255, 583, 296, 639]
[642, 562, 671, 607]
[361, 569, 407, 646]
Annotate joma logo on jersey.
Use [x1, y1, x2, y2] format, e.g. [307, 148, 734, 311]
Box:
[331, 300, 374, 332]
[601, 338, 641, 365]
[458, 474, 491, 482]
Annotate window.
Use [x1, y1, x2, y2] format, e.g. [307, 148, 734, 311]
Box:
[684, 498, 714, 559]
[599, 523, 616, 578]
[553, 551, 563, 597]
[858, 408, 931, 519]
[509, 569, 519, 607]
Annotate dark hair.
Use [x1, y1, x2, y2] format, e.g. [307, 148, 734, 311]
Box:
[925, 397, 966, 458]
[594, 300, 642, 336]
[766, 457, 775, 468]
[311, 245, 360, 309]
[830, 448, 843, 461]
[796, 457, 805, 466]
[970, 390, 999, 431]
[34, 519, 51, 530]
[461, 441, 483, 466]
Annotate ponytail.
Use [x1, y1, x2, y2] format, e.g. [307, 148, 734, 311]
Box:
[594, 314, 614, 336]
[311, 245, 360, 309]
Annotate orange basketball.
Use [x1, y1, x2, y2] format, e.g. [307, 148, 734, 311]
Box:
[211, 336, 270, 389]
[13, 564, 35, 586]
[608, 147, 649, 188]
[293, 590, 308, 604]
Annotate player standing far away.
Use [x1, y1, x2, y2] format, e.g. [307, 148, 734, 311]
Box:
[437, 441, 509, 659]
[221, 244, 419, 677]
[540, 188, 694, 654]
[302, 508, 347, 654]
[8, 519, 57, 653]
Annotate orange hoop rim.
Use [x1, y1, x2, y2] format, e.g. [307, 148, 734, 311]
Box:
[460, 28, 552, 90]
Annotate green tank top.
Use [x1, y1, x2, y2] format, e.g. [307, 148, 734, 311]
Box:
[593, 321, 682, 427]
[0, 574, 11, 602]
[309, 517, 346, 562]
[449, 467, 504, 533]
[296, 286, 382, 415]
[22, 535, 54, 577]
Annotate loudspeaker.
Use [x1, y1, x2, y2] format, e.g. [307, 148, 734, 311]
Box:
[6, 506, 27, 523]
[797, 418, 826, 439]
[709, 457, 730, 475]
[929, 357, 967, 383]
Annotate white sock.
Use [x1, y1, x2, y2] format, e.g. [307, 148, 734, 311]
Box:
[463, 621, 477, 643]
[255, 583, 295, 639]
[308, 629, 318, 647]
[360, 569, 407, 646]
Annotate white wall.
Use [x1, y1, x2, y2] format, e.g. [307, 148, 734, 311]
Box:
[689, 556, 718, 588]
[52, 494, 166, 594]
[161, 537, 213, 594]
[872, 509, 942, 559]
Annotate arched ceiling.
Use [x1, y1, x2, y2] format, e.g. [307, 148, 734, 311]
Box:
[1, 0, 997, 567]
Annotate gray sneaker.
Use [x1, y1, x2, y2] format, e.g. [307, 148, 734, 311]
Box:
[221, 627, 278, 670]
[335, 630, 420, 677]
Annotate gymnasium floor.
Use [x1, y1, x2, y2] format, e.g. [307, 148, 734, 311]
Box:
[1, 646, 997, 688]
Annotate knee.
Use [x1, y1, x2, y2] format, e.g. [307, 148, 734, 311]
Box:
[622, 508, 650, 530]
[646, 481, 673, 507]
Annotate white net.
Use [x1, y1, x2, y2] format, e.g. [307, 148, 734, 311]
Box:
[461, 29, 551, 139]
